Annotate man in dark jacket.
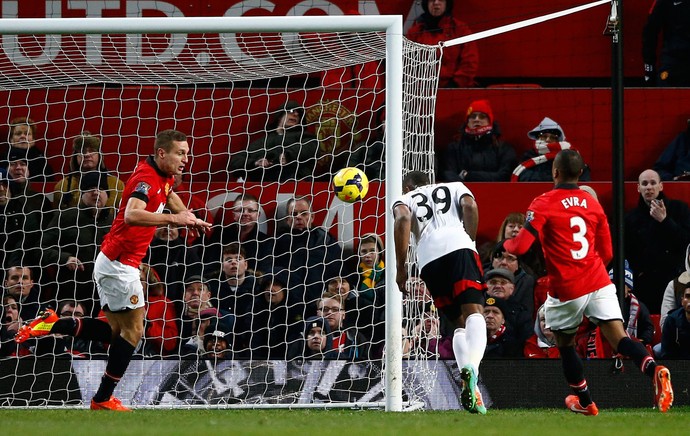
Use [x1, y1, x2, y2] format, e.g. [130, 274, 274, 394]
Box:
[642, 0, 690, 86]
[653, 124, 690, 181]
[229, 100, 319, 182]
[625, 169, 690, 313]
[442, 99, 516, 182]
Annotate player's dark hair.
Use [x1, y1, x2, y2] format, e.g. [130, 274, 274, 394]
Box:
[155, 129, 187, 153]
[402, 171, 430, 191]
[554, 149, 584, 181]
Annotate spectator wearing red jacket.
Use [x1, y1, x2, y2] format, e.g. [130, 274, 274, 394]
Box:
[406, 0, 479, 88]
[524, 305, 560, 359]
[140, 263, 178, 357]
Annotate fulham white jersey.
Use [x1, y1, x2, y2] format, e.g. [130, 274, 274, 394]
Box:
[393, 182, 477, 269]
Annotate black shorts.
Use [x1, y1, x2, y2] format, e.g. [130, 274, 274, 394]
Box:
[420, 248, 486, 321]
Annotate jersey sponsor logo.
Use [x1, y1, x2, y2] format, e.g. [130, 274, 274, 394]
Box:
[526, 210, 535, 222]
[134, 181, 151, 196]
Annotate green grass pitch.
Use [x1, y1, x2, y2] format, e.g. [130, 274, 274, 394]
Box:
[1, 407, 688, 436]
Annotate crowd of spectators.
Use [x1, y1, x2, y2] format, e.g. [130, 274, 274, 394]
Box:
[2, 1, 690, 363]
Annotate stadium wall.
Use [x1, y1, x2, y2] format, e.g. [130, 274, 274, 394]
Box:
[1, 358, 687, 409]
[3, 87, 689, 183]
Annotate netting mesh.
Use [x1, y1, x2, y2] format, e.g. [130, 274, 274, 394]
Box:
[0, 32, 389, 89]
[0, 24, 441, 409]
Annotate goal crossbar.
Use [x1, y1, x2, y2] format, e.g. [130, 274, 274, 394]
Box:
[0, 15, 401, 35]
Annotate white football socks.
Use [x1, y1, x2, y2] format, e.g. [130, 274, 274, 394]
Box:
[452, 327, 469, 371]
[464, 312, 487, 376]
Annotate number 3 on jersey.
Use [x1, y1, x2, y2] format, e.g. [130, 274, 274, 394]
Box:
[411, 186, 451, 221]
[570, 216, 589, 260]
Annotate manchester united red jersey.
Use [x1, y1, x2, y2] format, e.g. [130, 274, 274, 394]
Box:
[100, 156, 174, 268]
[520, 185, 613, 301]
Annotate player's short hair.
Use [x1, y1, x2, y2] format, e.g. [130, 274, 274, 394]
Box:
[554, 149, 584, 180]
[403, 171, 430, 191]
[155, 129, 187, 153]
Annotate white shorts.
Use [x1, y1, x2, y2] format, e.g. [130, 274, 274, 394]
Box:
[94, 252, 145, 312]
[544, 283, 623, 334]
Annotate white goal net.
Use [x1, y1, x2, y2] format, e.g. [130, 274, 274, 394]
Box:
[0, 16, 442, 410]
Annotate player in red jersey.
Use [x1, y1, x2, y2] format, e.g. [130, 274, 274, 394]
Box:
[503, 149, 673, 415]
[16, 130, 211, 411]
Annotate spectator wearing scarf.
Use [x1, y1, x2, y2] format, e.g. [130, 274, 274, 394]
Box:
[512, 117, 591, 182]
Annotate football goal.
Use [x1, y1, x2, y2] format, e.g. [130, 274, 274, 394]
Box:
[0, 15, 441, 411]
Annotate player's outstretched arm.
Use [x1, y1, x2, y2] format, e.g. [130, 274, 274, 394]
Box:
[393, 203, 412, 294]
[123, 197, 210, 230]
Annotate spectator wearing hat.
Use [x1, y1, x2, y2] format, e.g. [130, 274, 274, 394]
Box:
[53, 132, 125, 210]
[512, 117, 591, 182]
[5, 146, 54, 229]
[483, 296, 523, 358]
[660, 243, 690, 330]
[229, 100, 319, 182]
[484, 268, 532, 344]
[625, 168, 690, 313]
[406, 0, 479, 88]
[441, 99, 517, 182]
[202, 320, 235, 360]
[487, 240, 535, 319]
[40, 171, 115, 308]
[287, 316, 339, 360]
[1, 117, 54, 182]
[0, 167, 44, 269]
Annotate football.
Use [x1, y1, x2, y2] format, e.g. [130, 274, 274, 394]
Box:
[332, 167, 369, 203]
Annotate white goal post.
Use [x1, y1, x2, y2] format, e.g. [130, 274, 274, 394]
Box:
[0, 15, 441, 411]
